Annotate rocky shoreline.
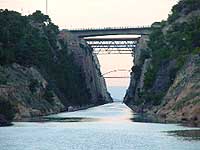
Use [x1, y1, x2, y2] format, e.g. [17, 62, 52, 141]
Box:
[129, 108, 200, 127]
[0, 115, 12, 127]
[0, 102, 111, 126]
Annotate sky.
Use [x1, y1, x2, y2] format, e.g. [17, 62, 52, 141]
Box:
[0, 0, 178, 87]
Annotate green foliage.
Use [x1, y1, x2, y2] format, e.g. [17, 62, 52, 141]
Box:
[0, 9, 55, 66]
[168, 0, 200, 23]
[142, 0, 200, 105]
[192, 47, 200, 54]
[0, 9, 92, 106]
[192, 99, 200, 105]
[144, 66, 157, 89]
[44, 85, 54, 103]
[148, 28, 171, 66]
[0, 9, 26, 65]
[29, 79, 39, 93]
[0, 98, 15, 121]
[28, 10, 50, 24]
[48, 51, 91, 106]
[146, 12, 200, 90]
[0, 76, 7, 84]
[173, 92, 200, 110]
[139, 91, 164, 106]
[176, 55, 187, 69]
[139, 49, 151, 64]
[0, 68, 7, 84]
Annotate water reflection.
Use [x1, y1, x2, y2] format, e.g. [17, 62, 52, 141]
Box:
[27, 102, 197, 126]
[1, 102, 200, 150]
[42, 117, 100, 123]
[43, 102, 134, 123]
[130, 114, 162, 123]
[167, 130, 200, 141]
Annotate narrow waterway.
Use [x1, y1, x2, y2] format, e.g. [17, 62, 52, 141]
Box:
[0, 102, 200, 150]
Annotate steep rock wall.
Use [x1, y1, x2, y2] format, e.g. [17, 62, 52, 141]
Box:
[0, 10, 112, 126]
[124, 35, 150, 108]
[0, 64, 65, 122]
[125, 37, 200, 124]
[59, 31, 112, 104]
[124, 1, 200, 125]
[157, 55, 200, 124]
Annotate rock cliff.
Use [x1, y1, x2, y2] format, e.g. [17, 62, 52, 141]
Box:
[124, 35, 151, 108]
[0, 64, 65, 122]
[0, 10, 112, 126]
[124, 0, 200, 125]
[58, 31, 112, 105]
[157, 55, 200, 124]
[125, 38, 200, 125]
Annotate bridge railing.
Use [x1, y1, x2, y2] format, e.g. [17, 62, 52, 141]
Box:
[69, 26, 151, 31]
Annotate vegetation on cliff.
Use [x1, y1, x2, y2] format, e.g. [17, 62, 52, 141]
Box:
[0, 98, 15, 122]
[168, 0, 200, 23]
[142, 0, 200, 106]
[0, 9, 93, 122]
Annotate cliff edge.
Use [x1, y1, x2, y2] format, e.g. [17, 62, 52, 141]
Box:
[124, 0, 200, 125]
[0, 10, 112, 126]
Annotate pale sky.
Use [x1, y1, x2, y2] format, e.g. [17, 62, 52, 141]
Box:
[0, 0, 178, 87]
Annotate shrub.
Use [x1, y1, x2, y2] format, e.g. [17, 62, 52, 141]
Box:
[140, 92, 164, 106]
[44, 85, 54, 103]
[0, 9, 100, 106]
[29, 79, 39, 93]
[168, 0, 200, 23]
[144, 66, 157, 89]
[146, 4, 200, 92]
[0, 74, 7, 85]
[0, 98, 15, 121]
[139, 49, 151, 64]
[192, 47, 200, 55]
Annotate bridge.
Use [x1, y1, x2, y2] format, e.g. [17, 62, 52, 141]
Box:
[68, 26, 151, 55]
[67, 26, 151, 78]
[69, 26, 151, 37]
[85, 37, 139, 55]
[102, 69, 131, 79]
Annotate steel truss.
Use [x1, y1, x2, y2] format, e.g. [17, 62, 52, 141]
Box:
[85, 38, 139, 55]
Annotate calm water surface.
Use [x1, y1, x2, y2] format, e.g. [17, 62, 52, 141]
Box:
[0, 102, 200, 150]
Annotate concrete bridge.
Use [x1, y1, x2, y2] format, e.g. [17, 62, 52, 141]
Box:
[69, 26, 151, 38]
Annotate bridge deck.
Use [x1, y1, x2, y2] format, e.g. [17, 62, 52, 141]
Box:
[68, 26, 151, 37]
[85, 37, 140, 41]
[69, 26, 150, 32]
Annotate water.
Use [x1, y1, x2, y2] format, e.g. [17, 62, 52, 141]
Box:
[107, 86, 127, 101]
[0, 102, 200, 150]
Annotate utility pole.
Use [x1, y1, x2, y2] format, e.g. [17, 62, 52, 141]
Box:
[46, 0, 48, 15]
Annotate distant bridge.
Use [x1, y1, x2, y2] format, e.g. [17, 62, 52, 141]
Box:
[102, 69, 131, 79]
